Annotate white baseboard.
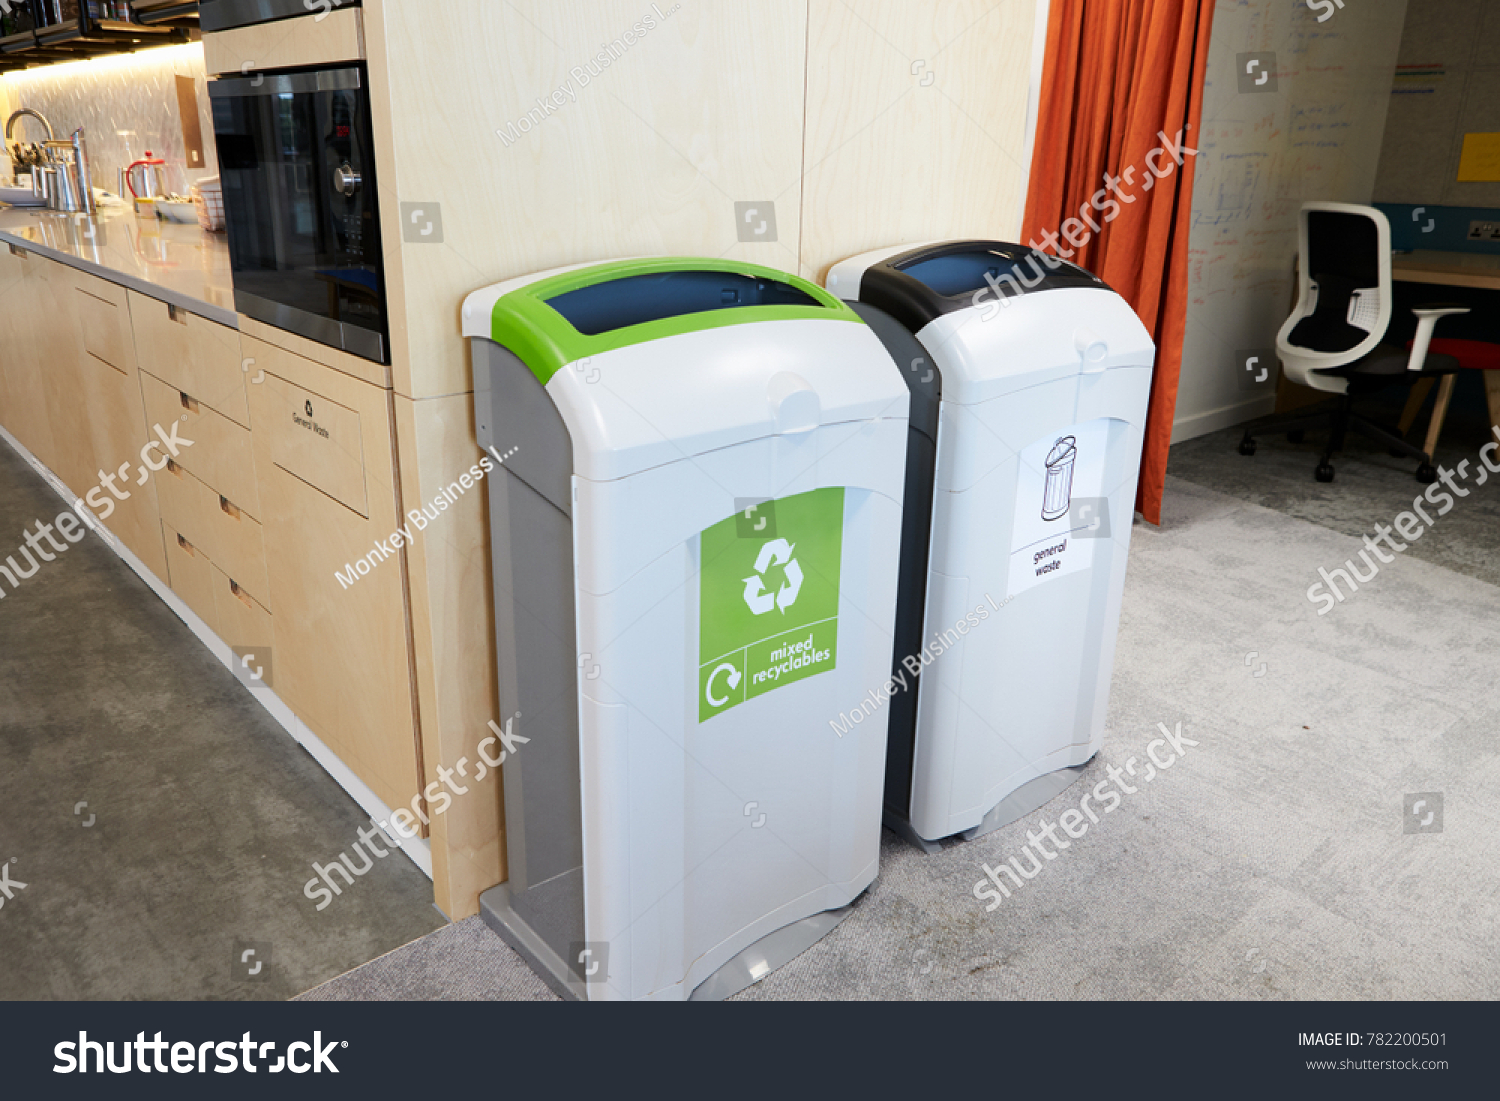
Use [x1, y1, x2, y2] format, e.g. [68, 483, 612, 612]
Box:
[1172, 395, 1278, 445]
[0, 425, 433, 881]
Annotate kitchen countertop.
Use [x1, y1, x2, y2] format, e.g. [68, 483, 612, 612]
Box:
[0, 204, 236, 327]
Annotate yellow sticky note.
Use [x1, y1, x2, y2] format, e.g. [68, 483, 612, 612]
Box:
[1457, 132, 1500, 182]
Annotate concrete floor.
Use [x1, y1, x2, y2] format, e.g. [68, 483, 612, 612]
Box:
[0, 438, 445, 1001]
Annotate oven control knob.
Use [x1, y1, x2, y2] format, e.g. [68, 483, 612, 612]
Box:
[334, 163, 362, 197]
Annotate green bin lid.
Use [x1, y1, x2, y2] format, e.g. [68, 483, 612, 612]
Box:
[480, 258, 862, 386]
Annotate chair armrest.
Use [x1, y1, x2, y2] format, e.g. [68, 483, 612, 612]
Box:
[1407, 305, 1472, 371]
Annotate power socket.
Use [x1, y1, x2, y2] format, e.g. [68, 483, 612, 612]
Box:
[1468, 220, 1500, 241]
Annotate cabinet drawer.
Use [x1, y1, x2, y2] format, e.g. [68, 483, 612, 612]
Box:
[252, 349, 370, 517]
[163, 522, 219, 636]
[156, 459, 216, 560]
[75, 286, 132, 374]
[211, 565, 273, 662]
[129, 292, 248, 427]
[206, 492, 270, 607]
[140, 370, 262, 519]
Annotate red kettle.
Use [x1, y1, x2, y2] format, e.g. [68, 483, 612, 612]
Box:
[126, 152, 167, 200]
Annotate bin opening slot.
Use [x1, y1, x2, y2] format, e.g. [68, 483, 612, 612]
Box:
[545, 271, 821, 336]
[894, 247, 1047, 298]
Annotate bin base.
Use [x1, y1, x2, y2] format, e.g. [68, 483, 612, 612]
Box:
[959, 761, 1094, 843]
[687, 905, 854, 1001]
[479, 882, 590, 1002]
[882, 810, 945, 854]
[884, 759, 1096, 852]
[480, 882, 856, 1001]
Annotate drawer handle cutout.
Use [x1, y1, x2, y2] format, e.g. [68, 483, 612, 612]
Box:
[167, 304, 188, 326]
[219, 496, 241, 521]
[229, 580, 254, 610]
[176, 533, 197, 557]
[8, 243, 26, 258]
[179, 392, 199, 415]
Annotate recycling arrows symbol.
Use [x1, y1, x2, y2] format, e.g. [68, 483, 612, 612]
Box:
[742, 538, 803, 616]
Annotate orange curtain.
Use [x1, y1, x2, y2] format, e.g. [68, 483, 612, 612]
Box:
[1022, 0, 1215, 525]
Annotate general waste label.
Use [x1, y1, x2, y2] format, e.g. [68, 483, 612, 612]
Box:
[698, 488, 844, 722]
[1006, 419, 1110, 597]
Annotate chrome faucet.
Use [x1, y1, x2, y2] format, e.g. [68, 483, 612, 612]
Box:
[6, 108, 56, 143]
[7, 108, 56, 175]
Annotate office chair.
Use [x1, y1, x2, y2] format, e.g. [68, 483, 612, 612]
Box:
[1238, 202, 1468, 484]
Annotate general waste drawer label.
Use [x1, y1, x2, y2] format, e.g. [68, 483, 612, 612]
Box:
[698, 488, 844, 722]
[1006, 418, 1110, 597]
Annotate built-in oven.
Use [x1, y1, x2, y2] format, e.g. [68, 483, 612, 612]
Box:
[208, 63, 387, 364]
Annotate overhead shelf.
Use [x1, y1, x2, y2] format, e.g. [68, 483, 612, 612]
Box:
[0, 2, 196, 71]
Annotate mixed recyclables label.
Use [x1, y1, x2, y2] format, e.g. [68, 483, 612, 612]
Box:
[699, 488, 844, 722]
[1007, 418, 1110, 598]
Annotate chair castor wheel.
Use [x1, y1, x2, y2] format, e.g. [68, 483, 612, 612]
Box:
[1287, 429, 1305, 444]
[1315, 462, 1335, 483]
[1239, 437, 1258, 457]
[1416, 463, 1438, 485]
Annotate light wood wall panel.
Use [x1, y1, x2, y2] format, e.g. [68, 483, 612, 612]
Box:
[364, 0, 810, 400]
[799, 0, 1037, 281]
[394, 392, 503, 919]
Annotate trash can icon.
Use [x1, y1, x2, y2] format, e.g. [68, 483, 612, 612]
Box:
[1042, 436, 1078, 521]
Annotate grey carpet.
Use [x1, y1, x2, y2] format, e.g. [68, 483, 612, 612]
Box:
[0, 438, 445, 1001]
[303, 473, 1500, 1001]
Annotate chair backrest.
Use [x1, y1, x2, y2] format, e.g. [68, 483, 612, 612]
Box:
[1277, 203, 1392, 394]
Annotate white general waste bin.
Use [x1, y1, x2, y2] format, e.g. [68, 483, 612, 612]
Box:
[826, 241, 1156, 850]
[461, 258, 910, 1000]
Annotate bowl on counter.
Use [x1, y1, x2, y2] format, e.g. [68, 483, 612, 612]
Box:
[156, 199, 199, 224]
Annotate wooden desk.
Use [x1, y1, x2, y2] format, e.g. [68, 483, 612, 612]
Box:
[1390, 250, 1500, 445]
[1392, 250, 1500, 292]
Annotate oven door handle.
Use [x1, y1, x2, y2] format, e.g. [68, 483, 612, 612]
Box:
[209, 67, 363, 98]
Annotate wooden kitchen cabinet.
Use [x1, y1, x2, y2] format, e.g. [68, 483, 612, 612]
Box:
[139, 369, 262, 520]
[0, 246, 55, 467]
[245, 334, 422, 816]
[211, 564, 274, 665]
[69, 268, 168, 581]
[32, 256, 90, 498]
[163, 520, 221, 637]
[73, 341, 169, 581]
[1, 237, 428, 888]
[129, 290, 249, 427]
[203, 490, 270, 609]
